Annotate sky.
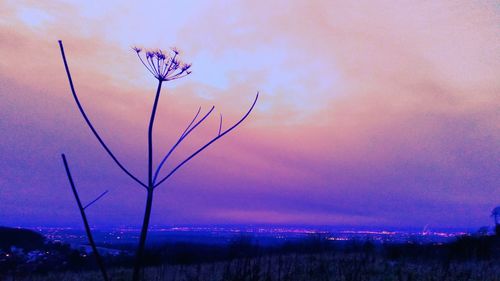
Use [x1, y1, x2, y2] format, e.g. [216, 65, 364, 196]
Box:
[0, 0, 499, 230]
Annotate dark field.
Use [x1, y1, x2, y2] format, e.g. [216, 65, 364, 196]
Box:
[5, 253, 500, 281]
[2, 233, 499, 281]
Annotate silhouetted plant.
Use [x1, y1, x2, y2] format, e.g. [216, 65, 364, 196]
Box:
[492, 206, 500, 236]
[57, 40, 258, 281]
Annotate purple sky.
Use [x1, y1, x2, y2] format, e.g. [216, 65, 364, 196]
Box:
[0, 0, 499, 230]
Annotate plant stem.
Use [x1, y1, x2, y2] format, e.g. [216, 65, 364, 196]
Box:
[132, 189, 154, 281]
[61, 154, 109, 281]
[58, 40, 147, 188]
[148, 80, 163, 188]
[132, 80, 163, 281]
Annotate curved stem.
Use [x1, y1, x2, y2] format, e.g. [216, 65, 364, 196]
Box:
[136, 52, 156, 77]
[58, 40, 147, 189]
[61, 154, 109, 281]
[154, 92, 258, 188]
[153, 106, 215, 185]
[153, 107, 201, 184]
[218, 113, 223, 135]
[148, 80, 163, 187]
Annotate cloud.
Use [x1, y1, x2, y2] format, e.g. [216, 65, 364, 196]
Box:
[0, 0, 499, 228]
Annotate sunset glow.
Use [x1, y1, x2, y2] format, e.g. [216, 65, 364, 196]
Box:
[1, 0, 499, 230]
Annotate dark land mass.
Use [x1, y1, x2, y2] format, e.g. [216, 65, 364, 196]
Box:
[0, 227, 45, 251]
[1, 226, 499, 280]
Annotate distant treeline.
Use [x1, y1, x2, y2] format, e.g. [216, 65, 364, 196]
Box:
[138, 234, 500, 266]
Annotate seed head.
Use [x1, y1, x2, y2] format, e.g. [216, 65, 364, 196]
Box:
[133, 46, 192, 81]
[181, 63, 192, 71]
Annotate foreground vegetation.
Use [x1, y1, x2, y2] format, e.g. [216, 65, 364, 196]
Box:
[2, 234, 499, 281]
[6, 252, 500, 281]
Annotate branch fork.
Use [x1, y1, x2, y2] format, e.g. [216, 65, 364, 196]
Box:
[58, 40, 258, 281]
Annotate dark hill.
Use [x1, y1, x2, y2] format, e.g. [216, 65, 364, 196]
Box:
[0, 226, 45, 251]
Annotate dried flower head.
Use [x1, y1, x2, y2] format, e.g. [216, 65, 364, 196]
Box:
[133, 46, 191, 81]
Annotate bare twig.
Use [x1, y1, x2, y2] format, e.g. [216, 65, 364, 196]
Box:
[181, 107, 202, 137]
[152, 106, 215, 184]
[219, 113, 223, 136]
[58, 41, 147, 189]
[61, 154, 109, 281]
[154, 92, 259, 188]
[83, 190, 109, 210]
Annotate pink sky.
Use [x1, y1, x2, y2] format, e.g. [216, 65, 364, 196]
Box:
[0, 0, 499, 230]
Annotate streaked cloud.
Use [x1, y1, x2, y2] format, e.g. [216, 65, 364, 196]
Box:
[0, 0, 499, 229]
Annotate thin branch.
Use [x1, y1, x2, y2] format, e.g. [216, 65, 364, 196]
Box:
[153, 106, 215, 184]
[61, 154, 109, 281]
[166, 71, 191, 81]
[83, 190, 109, 210]
[58, 40, 147, 189]
[218, 113, 223, 136]
[147, 80, 163, 188]
[135, 52, 156, 77]
[166, 53, 178, 75]
[181, 107, 202, 138]
[147, 55, 158, 77]
[154, 92, 259, 188]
